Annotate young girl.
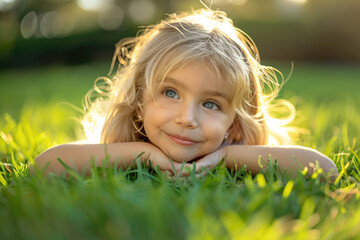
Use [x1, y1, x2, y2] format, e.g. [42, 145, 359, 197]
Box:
[33, 9, 337, 178]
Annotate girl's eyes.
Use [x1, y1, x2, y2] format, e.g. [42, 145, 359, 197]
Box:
[164, 89, 179, 99]
[162, 88, 221, 111]
[203, 101, 221, 111]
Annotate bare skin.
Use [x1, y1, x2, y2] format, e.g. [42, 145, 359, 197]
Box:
[32, 141, 338, 179]
[194, 144, 338, 178]
[32, 142, 176, 176]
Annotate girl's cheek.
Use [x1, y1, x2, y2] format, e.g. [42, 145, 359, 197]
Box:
[157, 98, 178, 109]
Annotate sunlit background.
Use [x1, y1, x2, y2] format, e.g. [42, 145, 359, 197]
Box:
[0, 0, 359, 68]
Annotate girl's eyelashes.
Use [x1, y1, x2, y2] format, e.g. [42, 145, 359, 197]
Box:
[203, 101, 221, 111]
[161, 87, 222, 111]
[163, 88, 179, 99]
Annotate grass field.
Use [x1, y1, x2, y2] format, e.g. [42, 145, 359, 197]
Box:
[0, 61, 360, 239]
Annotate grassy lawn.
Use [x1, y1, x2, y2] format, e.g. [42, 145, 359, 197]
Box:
[0, 62, 359, 239]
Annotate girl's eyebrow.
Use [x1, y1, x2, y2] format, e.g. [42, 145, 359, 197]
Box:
[204, 90, 231, 101]
[164, 77, 231, 101]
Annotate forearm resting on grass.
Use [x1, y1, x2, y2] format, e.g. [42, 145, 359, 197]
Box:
[31, 142, 177, 175]
[223, 145, 338, 177]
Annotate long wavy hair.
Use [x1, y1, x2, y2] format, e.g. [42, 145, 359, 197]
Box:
[82, 8, 295, 145]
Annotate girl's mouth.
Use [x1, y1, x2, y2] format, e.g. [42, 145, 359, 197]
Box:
[166, 133, 198, 146]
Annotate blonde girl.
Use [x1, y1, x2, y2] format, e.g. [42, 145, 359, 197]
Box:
[33, 9, 337, 177]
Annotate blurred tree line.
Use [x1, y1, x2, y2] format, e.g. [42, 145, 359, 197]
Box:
[0, 0, 359, 69]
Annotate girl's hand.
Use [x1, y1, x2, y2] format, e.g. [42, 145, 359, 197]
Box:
[185, 147, 228, 178]
[142, 143, 185, 175]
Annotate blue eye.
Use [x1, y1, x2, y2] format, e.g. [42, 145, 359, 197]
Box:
[203, 101, 220, 111]
[164, 89, 179, 99]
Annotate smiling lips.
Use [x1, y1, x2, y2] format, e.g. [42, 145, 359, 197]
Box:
[166, 133, 198, 146]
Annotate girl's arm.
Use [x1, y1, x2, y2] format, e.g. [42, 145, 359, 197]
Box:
[31, 142, 181, 175]
[224, 145, 338, 176]
[193, 145, 338, 177]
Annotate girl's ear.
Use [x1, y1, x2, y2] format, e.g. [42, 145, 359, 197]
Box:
[227, 117, 242, 143]
[136, 104, 144, 119]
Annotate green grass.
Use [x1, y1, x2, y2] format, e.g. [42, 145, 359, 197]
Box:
[1, 62, 360, 239]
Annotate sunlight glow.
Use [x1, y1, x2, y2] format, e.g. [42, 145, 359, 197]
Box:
[196, 14, 215, 31]
[83, 113, 105, 143]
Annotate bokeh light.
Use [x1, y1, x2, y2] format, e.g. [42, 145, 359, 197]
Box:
[226, 0, 248, 5]
[98, 6, 124, 31]
[0, 0, 16, 12]
[56, 12, 75, 37]
[209, 0, 248, 6]
[288, 0, 307, 4]
[128, 0, 156, 24]
[275, 0, 305, 17]
[20, 10, 75, 39]
[77, 0, 114, 12]
[20, 11, 38, 39]
[1, 0, 359, 68]
[40, 11, 62, 38]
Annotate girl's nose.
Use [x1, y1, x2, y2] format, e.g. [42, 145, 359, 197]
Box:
[174, 102, 198, 128]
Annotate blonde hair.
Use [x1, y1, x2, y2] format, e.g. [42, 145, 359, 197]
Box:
[82, 8, 295, 145]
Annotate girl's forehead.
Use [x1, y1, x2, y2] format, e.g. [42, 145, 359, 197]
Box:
[147, 54, 240, 99]
[158, 63, 235, 98]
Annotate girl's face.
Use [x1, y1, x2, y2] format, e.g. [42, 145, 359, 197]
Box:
[142, 61, 235, 163]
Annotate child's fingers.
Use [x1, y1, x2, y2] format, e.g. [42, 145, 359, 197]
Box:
[174, 165, 192, 177]
[195, 164, 205, 172]
[160, 170, 173, 179]
[161, 170, 173, 176]
[194, 163, 213, 174]
[195, 168, 210, 179]
[175, 164, 211, 178]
